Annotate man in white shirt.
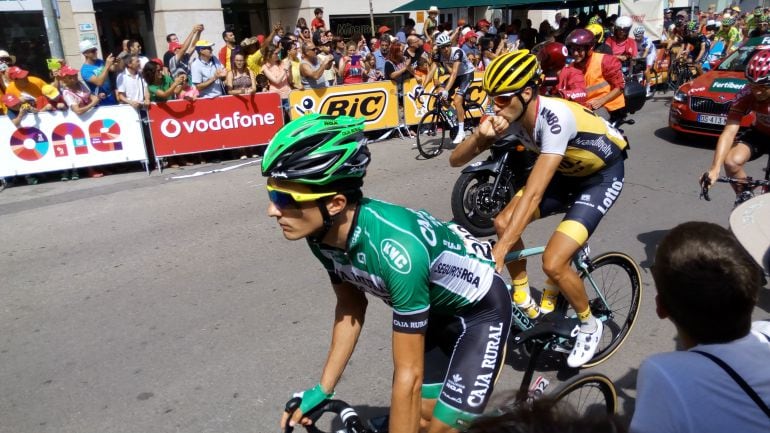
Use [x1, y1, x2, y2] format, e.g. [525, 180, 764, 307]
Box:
[116, 54, 149, 110]
[631, 221, 770, 433]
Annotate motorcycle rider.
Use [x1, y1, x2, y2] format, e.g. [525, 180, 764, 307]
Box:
[606, 16, 638, 65]
[532, 41, 587, 105]
[566, 28, 627, 123]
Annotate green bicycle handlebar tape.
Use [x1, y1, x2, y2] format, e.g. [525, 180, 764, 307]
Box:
[297, 383, 335, 414]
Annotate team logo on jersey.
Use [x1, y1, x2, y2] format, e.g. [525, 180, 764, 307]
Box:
[381, 239, 412, 274]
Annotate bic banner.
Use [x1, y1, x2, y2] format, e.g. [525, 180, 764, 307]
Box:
[288, 81, 400, 132]
[621, 0, 664, 40]
[148, 93, 284, 157]
[0, 105, 147, 177]
[402, 72, 490, 126]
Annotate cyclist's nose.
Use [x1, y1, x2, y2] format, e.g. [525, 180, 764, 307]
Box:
[267, 201, 281, 217]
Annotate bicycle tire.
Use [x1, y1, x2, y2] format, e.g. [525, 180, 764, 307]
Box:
[549, 373, 617, 417]
[416, 110, 448, 159]
[556, 252, 642, 368]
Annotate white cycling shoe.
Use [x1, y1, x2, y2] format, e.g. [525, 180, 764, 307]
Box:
[452, 130, 466, 144]
[567, 319, 603, 368]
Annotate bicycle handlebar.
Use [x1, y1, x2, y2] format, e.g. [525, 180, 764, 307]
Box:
[700, 172, 770, 201]
[284, 398, 374, 433]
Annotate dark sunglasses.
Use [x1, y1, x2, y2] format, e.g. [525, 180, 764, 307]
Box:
[0, 57, 12, 62]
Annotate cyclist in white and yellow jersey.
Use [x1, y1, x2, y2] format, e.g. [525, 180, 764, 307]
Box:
[451, 50, 629, 368]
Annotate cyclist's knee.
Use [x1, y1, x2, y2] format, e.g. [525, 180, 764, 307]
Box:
[542, 251, 573, 281]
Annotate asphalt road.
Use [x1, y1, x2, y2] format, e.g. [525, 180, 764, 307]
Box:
[2, 97, 769, 433]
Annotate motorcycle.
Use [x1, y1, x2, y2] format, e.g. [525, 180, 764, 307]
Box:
[450, 117, 634, 238]
[450, 134, 536, 237]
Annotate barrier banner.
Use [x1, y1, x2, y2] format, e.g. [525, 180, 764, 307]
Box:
[0, 105, 147, 177]
[621, 0, 665, 41]
[402, 72, 490, 126]
[288, 81, 400, 132]
[148, 93, 284, 157]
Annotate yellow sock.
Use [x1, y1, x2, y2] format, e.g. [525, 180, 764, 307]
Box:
[577, 307, 592, 322]
[540, 280, 559, 314]
[512, 276, 531, 306]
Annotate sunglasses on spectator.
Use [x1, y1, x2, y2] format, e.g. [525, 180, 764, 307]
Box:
[266, 184, 337, 210]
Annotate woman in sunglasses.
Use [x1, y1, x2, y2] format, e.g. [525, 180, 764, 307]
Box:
[450, 49, 629, 368]
[265, 114, 512, 433]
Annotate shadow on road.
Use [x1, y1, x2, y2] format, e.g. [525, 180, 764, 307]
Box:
[613, 366, 639, 426]
[636, 229, 670, 269]
[653, 127, 718, 149]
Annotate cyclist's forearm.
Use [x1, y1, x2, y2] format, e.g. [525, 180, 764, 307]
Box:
[318, 287, 367, 392]
[449, 129, 493, 167]
[389, 370, 422, 433]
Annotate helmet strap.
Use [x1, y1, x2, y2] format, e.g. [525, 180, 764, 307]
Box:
[309, 198, 335, 244]
[513, 88, 533, 123]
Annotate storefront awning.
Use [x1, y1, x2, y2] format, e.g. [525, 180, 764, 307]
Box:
[392, 0, 616, 12]
[391, 0, 513, 12]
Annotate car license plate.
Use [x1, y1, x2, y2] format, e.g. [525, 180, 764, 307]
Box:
[697, 114, 726, 125]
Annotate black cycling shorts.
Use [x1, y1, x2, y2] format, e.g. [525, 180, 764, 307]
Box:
[736, 129, 770, 161]
[536, 160, 625, 245]
[447, 73, 474, 98]
[422, 275, 512, 428]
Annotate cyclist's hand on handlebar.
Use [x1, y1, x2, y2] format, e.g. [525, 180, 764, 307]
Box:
[703, 168, 720, 189]
[491, 241, 508, 273]
[438, 89, 449, 100]
[281, 398, 312, 431]
[479, 115, 509, 139]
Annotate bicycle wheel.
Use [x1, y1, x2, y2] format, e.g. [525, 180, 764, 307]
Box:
[555, 252, 642, 368]
[549, 373, 617, 417]
[416, 111, 448, 159]
[580, 252, 642, 368]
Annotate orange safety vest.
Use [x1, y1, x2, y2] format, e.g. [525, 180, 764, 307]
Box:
[584, 52, 625, 112]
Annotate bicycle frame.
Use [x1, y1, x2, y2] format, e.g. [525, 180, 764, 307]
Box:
[504, 246, 610, 334]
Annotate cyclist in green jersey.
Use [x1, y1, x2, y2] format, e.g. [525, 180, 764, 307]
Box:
[264, 113, 512, 433]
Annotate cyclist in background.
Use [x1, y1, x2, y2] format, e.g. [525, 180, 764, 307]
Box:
[450, 50, 629, 368]
[566, 29, 627, 123]
[715, 15, 742, 55]
[681, 21, 710, 77]
[703, 50, 770, 206]
[267, 114, 512, 432]
[632, 26, 656, 97]
[424, 32, 476, 145]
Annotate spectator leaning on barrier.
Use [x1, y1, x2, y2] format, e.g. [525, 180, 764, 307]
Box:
[226, 52, 256, 96]
[384, 40, 413, 98]
[143, 60, 182, 102]
[219, 30, 240, 72]
[363, 53, 383, 82]
[117, 54, 149, 110]
[5, 66, 61, 111]
[338, 41, 364, 85]
[191, 40, 227, 98]
[299, 42, 332, 89]
[80, 40, 117, 106]
[316, 40, 337, 86]
[630, 221, 770, 433]
[58, 65, 99, 114]
[0, 49, 15, 90]
[1, 93, 36, 128]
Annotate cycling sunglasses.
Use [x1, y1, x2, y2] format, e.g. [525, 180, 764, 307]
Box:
[490, 90, 523, 106]
[266, 183, 337, 210]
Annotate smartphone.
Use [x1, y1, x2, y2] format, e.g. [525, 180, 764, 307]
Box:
[351, 54, 361, 66]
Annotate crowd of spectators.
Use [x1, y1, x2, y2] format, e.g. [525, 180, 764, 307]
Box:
[4, 5, 770, 182]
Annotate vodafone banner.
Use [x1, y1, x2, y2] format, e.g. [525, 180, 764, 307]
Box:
[148, 93, 284, 157]
[402, 72, 490, 126]
[288, 81, 400, 132]
[0, 105, 147, 177]
[621, 0, 665, 41]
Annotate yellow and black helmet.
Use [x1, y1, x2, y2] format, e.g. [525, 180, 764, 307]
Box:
[482, 49, 540, 95]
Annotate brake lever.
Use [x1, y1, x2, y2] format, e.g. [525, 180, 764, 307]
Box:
[699, 172, 712, 201]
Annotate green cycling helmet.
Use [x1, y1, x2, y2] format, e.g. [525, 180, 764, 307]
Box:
[261, 113, 370, 186]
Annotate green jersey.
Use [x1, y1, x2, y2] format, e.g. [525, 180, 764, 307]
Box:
[309, 198, 498, 333]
